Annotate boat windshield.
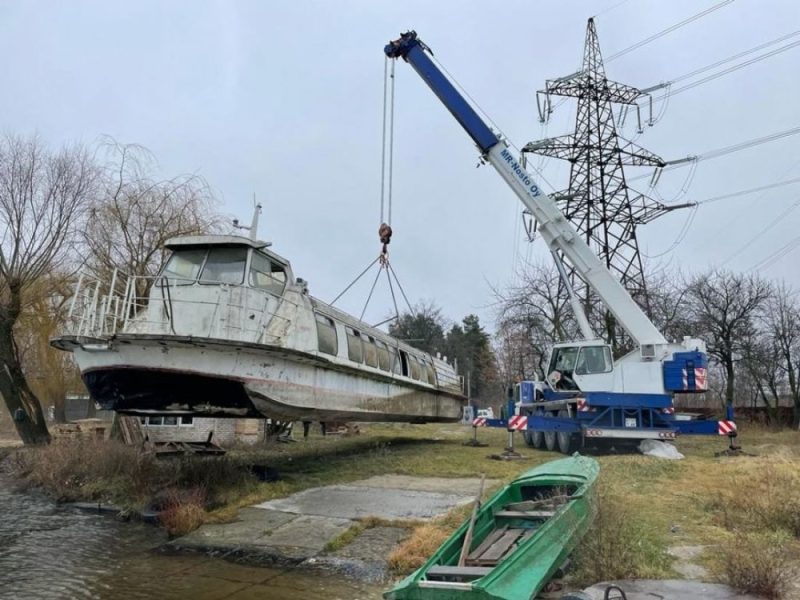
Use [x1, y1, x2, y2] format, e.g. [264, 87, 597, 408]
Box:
[161, 249, 207, 285]
[199, 247, 248, 285]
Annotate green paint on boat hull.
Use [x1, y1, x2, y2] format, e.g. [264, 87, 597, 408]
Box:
[384, 454, 599, 600]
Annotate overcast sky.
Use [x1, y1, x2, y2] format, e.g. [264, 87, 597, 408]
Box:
[2, 0, 798, 331]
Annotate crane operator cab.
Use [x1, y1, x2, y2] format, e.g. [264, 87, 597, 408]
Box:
[547, 342, 614, 392]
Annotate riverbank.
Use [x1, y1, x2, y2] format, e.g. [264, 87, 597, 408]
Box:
[0, 474, 382, 599]
[8, 422, 800, 597]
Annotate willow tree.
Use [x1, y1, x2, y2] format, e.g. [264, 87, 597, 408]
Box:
[84, 140, 222, 294]
[0, 135, 97, 444]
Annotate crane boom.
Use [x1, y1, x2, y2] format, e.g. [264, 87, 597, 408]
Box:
[385, 32, 667, 348]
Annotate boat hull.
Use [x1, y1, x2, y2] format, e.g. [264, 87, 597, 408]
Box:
[385, 455, 599, 600]
[59, 334, 464, 423]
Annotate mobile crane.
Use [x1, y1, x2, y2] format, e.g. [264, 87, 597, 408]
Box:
[385, 31, 735, 453]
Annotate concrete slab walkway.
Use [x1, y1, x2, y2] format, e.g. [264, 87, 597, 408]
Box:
[170, 474, 495, 581]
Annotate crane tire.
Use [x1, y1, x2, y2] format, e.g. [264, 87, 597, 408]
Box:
[544, 413, 557, 452]
[557, 409, 579, 454]
[524, 425, 544, 449]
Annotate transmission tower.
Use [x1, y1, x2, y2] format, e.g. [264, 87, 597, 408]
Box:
[523, 18, 690, 347]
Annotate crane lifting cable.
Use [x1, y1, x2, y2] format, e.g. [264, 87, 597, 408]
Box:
[329, 57, 415, 328]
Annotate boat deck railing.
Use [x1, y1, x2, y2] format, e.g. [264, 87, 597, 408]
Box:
[63, 269, 294, 345]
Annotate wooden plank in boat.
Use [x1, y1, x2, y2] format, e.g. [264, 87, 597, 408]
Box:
[466, 526, 508, 562]
[494, 509, 555, 519]
[504, 496, 569, 512]
[426, 566, 493, 581]
[471, 529, 525, 564]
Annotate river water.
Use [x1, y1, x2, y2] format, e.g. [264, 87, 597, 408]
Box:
[0, 477, 383, 600]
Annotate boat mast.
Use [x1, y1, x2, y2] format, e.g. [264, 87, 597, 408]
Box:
[233, 196, 263, 240]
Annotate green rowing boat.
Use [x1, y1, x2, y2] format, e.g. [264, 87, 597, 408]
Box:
[384, 454, 599, 600]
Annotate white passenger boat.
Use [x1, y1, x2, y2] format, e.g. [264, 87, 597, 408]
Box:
[51, 233, 466, 423]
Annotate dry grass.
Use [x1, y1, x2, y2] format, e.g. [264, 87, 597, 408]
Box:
[13, 438, 257, 510]
[387, 523, 452, 573]
[14, 438, 156, 504]
[718, 531, 797, 599]
[387, 503, 473, 573]
[159, 487, 207, 537]
[10, 418, 800, 594]
[570, 483, 671, 585]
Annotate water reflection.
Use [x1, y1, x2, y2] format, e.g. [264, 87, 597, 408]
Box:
[0, 479, 382, 599]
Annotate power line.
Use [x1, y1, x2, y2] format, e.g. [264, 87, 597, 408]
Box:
[669, 30, 800, 86]
[592, 0, 634, 19]
[651, 37, 800, 101]
[747, 233, 800, 273]
[699, 125, 800, 160]
[721, 196, 800, 267]
[691, 177, 800, 205]
[606, 0, 735, 63]
[628, 125, 800, 182]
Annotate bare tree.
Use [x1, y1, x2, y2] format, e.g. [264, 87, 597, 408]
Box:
[0, 134, 97, 444]
[84, 140, 222, 290]
[493, 260, 578, 384]
[685, 269, 772, 406]
[741, 329, 784, 424]
[763, 284, 800, 427]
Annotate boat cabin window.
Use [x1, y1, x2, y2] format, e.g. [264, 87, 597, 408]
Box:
[315, 313, 337, 356]
[409, 355, 421, 381]
[363, 336, 379, 368]
[346, 327, 363, 363]
[200, 247, 248, 285]
[390, 348, 402, 375]
[425, 361, 437, 385]
[161, 249, 207, 285]
[575, 345, 613, 375]
[249, 252, 287, 296]
[375, 340, 391, 371]
[399, 350, 410, 377]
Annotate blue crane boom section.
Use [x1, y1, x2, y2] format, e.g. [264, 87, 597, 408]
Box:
[385, 32, 499, 154]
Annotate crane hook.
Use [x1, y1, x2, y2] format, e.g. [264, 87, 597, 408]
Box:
[379, 222, 393, 265]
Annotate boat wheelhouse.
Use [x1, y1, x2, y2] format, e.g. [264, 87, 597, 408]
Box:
[52, 234, 466, 423]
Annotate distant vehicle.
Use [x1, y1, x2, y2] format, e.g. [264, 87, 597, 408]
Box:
[476, 408, 494, 419]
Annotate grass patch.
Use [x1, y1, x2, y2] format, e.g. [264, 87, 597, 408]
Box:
[325, 516, 420, 553]
[159, 487, 207, 537]
[9, 416, 800, 594]
[570, 482, 671, 585]
[716, 531, 797, 599]
[13, 438, 258, 511]
[387, 503, 473, 574]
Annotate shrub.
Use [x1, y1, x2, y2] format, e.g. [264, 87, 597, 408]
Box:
[19, 438, 157, 503]
[159, 487, 207, 537]
[570, 484, 670, 584]
[719, 531, 796, 599]
[711, 462, 800, 538]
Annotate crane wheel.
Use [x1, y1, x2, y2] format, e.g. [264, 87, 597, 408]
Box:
[524, 424, 544, 449]
[544, 414, 557, 452]
[557, 409, 579, 454]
